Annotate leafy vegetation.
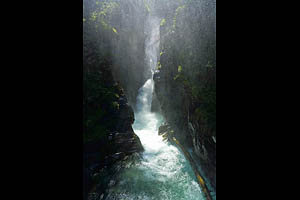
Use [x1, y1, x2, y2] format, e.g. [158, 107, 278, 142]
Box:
[83, 69, 121, 144]
[178, 65, 182, 73]
[160, 18, 166, 26]
[156, 61, 162, 70]
[172, 62, 215, 135]
[173, 5, 186, 29]
[83, 0, 124, 143]
[86, 0, 120, 34]
[112, 27, 118, 34]
[156, 0, 216, 138]
[144, 0, 151, 13]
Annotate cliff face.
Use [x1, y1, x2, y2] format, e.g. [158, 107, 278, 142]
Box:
[83, 0, 150, 108]
[83, 55, 144, 200]
[110, 0, 148, 107]
[83, 94, 144, 200]
[83, 3, 145, 196]
[83, 0, 216, 195]
[153, 0, 216, 190]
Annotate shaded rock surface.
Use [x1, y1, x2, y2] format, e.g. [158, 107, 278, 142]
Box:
[152, 0, 216, 191]
[154, 67, 216, 191]
[83, 84, 143, 200]
[83, 64, 143, 200]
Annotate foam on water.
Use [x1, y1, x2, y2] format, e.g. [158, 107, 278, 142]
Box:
[106, 15, 206, 200]
[106, 77, 206, 200]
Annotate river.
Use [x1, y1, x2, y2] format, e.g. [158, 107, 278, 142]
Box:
[105, 15, 207, 200]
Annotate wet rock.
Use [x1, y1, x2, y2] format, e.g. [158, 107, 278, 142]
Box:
[154, 66, 216, 191]
[89, 164, 101, 172]
[100, 194, 104, 200]
[118, 97, 128, 106]
[151, 91, 161, 112]
[88, 192, 101, 200]
[108, 180, 116, 187]
[158, 123, 170, 135]
[116, 104, 135, 132]
[153, 71, 160, 81]
[85, 101, 144, 200]
[111, 152, 124, 160]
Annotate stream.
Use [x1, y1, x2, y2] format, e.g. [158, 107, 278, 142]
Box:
[105, 15, 207, 200]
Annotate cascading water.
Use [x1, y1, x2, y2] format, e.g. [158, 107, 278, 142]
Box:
[106, 16, 206, 200]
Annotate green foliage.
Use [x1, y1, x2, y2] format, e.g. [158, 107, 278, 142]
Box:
[88, 1, 120, 32]
[173, 74, 180, 81]
[160, 18, 166, 26]
[156, 61, 162, 70]
[90, 11, 97, 21]
[173, 65, 216, 133]
[83, 119, 108, 143]
[178, 65, 182, 73]
[173, 65, 185, 81]
[112, 27, 118, 34]
[144, 0, 151, 13]
[191, 85, 201, 98]
[112, 101, 120, 110]
[173, 74, 179, 80]
[83, 70, 120, 144]
[153, 0, 216, 136]
[192, 84, 216, 132]
[173, 5, 186, 29]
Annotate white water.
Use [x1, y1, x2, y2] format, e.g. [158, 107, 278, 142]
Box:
[106, 77, 205, 200]
[105, 16, 206, 200]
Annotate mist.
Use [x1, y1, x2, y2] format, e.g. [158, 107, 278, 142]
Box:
[83, 0, 216, 199]
[83, 0, 215, 106]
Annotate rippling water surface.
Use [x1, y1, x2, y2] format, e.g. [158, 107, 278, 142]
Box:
[106, 15, 206, 200]
[106, 79, 205, 200]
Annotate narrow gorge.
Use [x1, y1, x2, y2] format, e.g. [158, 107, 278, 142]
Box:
[83, 1, 216, 199]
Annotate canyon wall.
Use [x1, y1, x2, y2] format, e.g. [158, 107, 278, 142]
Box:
[153, 0, 216, 190]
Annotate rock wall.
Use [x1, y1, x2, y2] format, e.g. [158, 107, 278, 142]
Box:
[83, 95, 144, 200]
[154, 72, 216, 190]
[83, 1, 146, 196]
[153, 0, 216, 190]
[83, 0, 150, 109]
[83, 0, 216, 195]
[110, 0, 149, 107]
[83, 69, 144, 200]
[158, 123, 213, 200]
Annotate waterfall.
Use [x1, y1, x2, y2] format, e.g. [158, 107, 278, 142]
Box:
[145, 16, 160, 75]
[105, 16, 207, 200]
[136, 15, 160, 114]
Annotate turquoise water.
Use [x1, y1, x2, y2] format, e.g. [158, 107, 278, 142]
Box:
[105, 15, 207, 200]
[105, 79, 206, 200]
